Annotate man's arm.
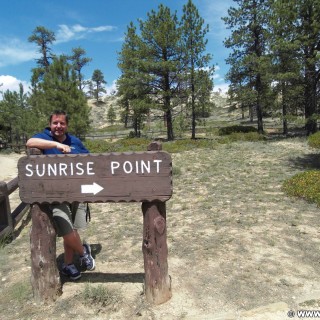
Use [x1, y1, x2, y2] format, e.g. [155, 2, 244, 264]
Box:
[26, 138, 71, 153]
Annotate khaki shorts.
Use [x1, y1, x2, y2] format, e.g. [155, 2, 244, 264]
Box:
[49, 202, 88, 237]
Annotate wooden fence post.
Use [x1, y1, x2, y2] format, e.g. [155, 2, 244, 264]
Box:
[142, 141, 172, 304]
[28, 148, 61, 302]
[0, 181, 13, 236]
[0, 177, 30, 239]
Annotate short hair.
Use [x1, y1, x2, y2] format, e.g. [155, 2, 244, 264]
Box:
[49, 110, 69, 124]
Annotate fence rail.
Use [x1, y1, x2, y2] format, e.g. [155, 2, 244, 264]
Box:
[0, 177, 30, 239]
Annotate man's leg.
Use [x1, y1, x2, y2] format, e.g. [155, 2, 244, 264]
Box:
[50, 203, 83, 280]
[72, 203, 95, 271]
[63, 230, 85, 265]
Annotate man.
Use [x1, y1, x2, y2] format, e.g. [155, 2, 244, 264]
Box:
[26, 110, 95, 280]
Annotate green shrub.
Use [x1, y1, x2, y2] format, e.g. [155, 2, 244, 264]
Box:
[218, 125, 257, 135]
[84, 137, 152, 153]
[2, 281, 32, 304]
[163, 139, 217, 153]
[82, 284, 122, 309]
[84, 133, 264, 154]
[308, 131, 320, 149]
[172, 165, 182, 176]
[0, 149, 14, 155]
[111, 137, 151, 152]
[218, 131, 264, 144]
[84, 139, 113, 153]
[283, 170, 320, 206]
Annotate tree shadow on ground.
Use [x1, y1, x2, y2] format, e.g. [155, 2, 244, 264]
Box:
[57, 243, 144, 285]
[288, 153, 320, 170]
[65, 272, 144, 284]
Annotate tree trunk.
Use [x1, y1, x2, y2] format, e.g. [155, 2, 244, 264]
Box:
[30, 204, 62, 303]
[282, 82, 288, 135]
[304, 64, 317, 134]
[165, 109, 174, 141]
[249, 104, 254, 122]
[191, 69, 196, 140]
[255, 74, 264, 134]
[191, 89, 196, 140]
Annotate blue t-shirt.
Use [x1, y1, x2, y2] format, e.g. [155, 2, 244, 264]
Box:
[32, 128, 89, 154]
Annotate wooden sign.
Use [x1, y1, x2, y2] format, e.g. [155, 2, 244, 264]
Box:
[18, 151, 172, 204]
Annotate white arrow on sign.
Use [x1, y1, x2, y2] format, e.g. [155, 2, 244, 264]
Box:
[81, 182, 104, 195]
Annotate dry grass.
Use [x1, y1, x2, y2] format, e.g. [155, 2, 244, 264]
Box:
[2, 137, 320, 319]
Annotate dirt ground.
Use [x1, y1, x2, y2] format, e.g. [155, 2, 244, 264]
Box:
[2, 138, 320, 320]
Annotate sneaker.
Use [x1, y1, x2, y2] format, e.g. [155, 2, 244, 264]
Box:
[80, 243, 95, 271]
[61, 263, 81, 280]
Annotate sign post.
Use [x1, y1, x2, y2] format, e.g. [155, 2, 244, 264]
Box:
[19, 143, 172, 304]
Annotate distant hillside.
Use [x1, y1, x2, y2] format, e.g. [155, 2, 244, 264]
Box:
[87, 95, 120, 130]
[88, 92, 230, 131]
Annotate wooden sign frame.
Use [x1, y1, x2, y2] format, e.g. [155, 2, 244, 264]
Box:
[18, 151, 172, 204]
[24, 142, 172, 305]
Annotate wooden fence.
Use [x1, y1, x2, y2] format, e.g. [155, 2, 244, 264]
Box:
[0, 177, 30, 239]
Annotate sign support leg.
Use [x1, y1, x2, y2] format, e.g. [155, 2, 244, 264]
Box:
[142, 200, 172, 304]
[30, 204, 62, 302]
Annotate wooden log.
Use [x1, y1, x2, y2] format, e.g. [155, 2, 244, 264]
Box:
[142, 201, 172, 304]
[28, 147, 61, 302]
[142, 141, 171, 304]
[0, 180, 13, 236]
[147, 141, 162, 151]
[30, 196, 62, 302]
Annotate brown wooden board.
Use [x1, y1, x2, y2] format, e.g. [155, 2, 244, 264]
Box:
[18, 151, 172, 204]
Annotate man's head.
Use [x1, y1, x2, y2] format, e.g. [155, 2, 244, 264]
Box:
[49, 110, 69, 141]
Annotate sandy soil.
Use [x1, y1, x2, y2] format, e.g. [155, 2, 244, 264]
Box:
[2, 140, 320, 320]
[0, 153, 24, 182]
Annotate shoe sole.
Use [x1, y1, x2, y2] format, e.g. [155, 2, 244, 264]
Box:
[88, 258, 96, 271]
[83, 243, 96, 271]
[61, 270, 81, 280]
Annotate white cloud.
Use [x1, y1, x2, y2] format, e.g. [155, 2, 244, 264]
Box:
[0, 75, 30, 94]
[213, 82, 229, 94]
[200, 0, 233, 27]
[0, 38, 38, 67]
[72, 24, 87, 33]
[56, 24, 116, 43]
[212, 65, 221, 79]
[105, 79, 118, 95]
[91, 26, 115, 32]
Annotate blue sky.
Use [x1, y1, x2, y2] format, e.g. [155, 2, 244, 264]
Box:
[0, 0, 234, 95]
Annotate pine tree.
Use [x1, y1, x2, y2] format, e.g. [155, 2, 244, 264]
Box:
[28, 26, 56, 84]
[269, 0, 304, 134]
[295, 0, 320, 134]
[0, 84, 34, 143]
[107, 105, 116, 125]
[91, 69, 107, 102]
[117, 22, 150, 135]
[181, 0, 214, 139]
[69, 47, 92, 91]
[223, 0, 272, 134]
[137, 4, 183, 141]
[28, 56, 90, 136]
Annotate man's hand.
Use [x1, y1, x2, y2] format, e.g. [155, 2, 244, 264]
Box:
[56, 143, 71, 153]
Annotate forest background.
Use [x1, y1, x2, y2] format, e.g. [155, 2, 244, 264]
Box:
[1, 0, 320, 145]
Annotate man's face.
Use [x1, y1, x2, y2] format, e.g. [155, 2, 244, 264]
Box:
[50, 114, 68, 139]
